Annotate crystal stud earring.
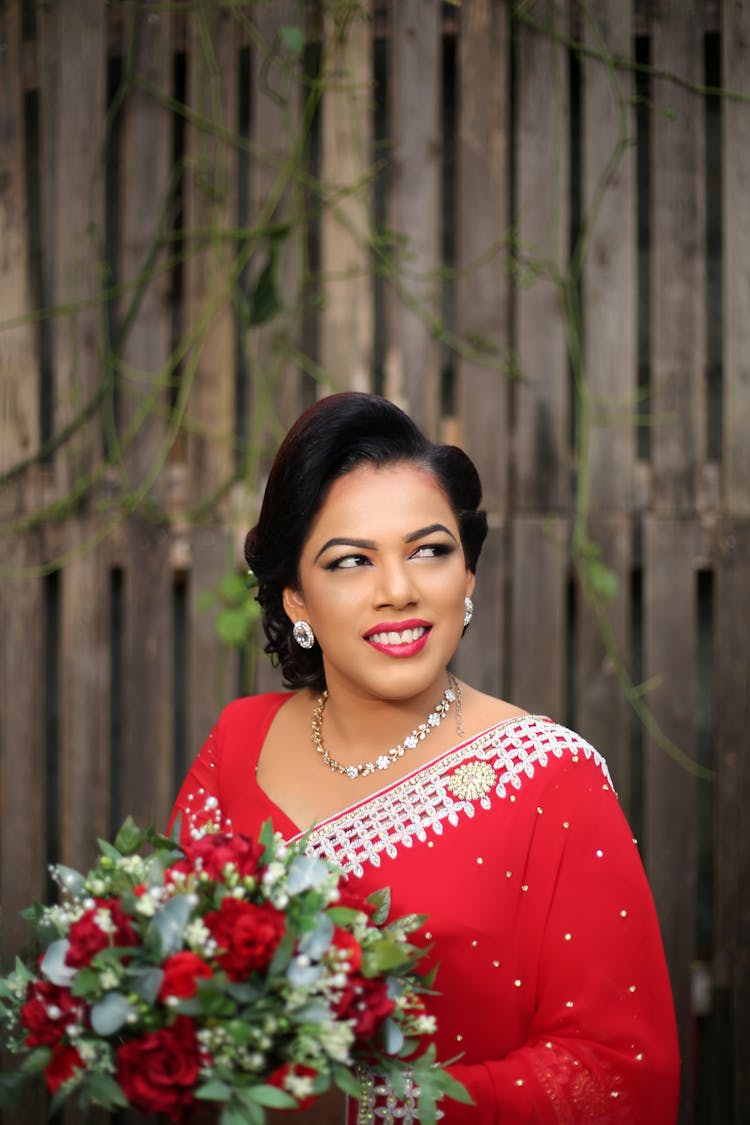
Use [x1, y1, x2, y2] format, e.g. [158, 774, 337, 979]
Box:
[464, 597, 474, 628]
[292, 620, 315, 649]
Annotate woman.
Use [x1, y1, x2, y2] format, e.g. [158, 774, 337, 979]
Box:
[170, 392, 680, 1123]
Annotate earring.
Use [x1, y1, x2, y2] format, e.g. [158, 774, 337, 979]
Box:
[463, 597, 474, 628]
[292, 620, 315, 649]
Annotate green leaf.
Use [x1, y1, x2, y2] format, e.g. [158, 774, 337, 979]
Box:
[587, 559, 619, 602]
[85, 1070, 129, 1108]
[113, 816, 145, 855]
[71, 968, 101, 998]
[196, 1078, 232, 1101]
[332, 1062, 362, 1098]
[367, 887, 391, 926]
[280, 25, 305, 55]
[217, 606, 252, 647]
[222, 1103, 264, 1125]
[362, 937, 411, 974]
[243, 1084, 298, 1109]
[20, 1046, 51, 1075]
[246, 251, 282, 327]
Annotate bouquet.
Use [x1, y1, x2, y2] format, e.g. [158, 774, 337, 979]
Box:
[0, 818, 469, 1123]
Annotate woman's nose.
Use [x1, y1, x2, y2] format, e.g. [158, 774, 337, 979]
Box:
[374, 559, 418, 608]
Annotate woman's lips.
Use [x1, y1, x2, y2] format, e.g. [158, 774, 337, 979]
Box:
[364, 624, 430, 657]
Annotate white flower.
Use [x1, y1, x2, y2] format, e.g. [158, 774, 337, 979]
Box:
[262, 861, 286, 888]
[285, 1073, 315, 1100]
[94, 908, 117, 935]
[135, 894, 158, 918]
[317, 1020, 355, 1062]
[99, 969, 119, 990]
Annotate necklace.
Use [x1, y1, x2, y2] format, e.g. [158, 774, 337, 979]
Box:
[311, 674, 462, 779]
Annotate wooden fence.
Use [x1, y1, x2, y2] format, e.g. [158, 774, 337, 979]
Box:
[1, 1, 749, 1122]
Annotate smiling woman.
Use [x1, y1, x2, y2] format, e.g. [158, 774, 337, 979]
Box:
[168, 393, 680, 1124]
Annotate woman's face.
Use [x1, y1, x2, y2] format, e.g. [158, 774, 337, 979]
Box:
[283, 462, 475, 704]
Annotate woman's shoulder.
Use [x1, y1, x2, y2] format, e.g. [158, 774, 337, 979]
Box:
[217, 691, 295, 733]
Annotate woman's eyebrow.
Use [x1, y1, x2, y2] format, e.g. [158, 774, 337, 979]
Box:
[403, 523, 457, 544]
[313, 537, 377, 563]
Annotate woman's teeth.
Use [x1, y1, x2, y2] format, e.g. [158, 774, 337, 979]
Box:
[368, 626, 427, 645]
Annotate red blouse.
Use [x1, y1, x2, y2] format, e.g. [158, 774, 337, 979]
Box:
[169, 693, 680, 1124]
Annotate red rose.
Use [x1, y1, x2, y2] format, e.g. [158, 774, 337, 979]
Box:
[158, 951, 212, 1001]
[267, 1062, 318, 1109]
[174, 832, 263, 882]
[204, 897, 285, 981]
[335, 881, 377, 918]
[328, 927, 363, 973]
[334, 975, 395, 1041]
[21, 980, 84, 1047]
[66, 899, 139, 968]
[116, 1016, 203, 1121]
[44, 1043, 84, 1094]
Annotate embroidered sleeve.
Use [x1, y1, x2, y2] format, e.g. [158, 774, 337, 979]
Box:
[167, 721, 231, 844]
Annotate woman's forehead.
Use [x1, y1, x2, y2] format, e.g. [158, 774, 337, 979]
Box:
[306, 463, 456, 537]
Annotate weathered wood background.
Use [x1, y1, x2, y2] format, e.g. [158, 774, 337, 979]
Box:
[1, 2, 748, 1123]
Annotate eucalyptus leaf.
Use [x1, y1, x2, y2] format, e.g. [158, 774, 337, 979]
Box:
[280, 25, 305, 55]
[298, 912, 334, 959]
[54, 864, 86, 896]
[287, 959, 324, 989]
[148, 894, 192, 957]
[291, 998, 331, 1023]
[40, 939, 76, 987]
[381, 1017, 404, 1056]
[286, 854, 331, 894]
[91, 992, 133, 1036]
[129, 967, 164, 1005]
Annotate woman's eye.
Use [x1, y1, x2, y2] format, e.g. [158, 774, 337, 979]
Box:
[411, 542, 455, 559]
[326, 554, 370, 570]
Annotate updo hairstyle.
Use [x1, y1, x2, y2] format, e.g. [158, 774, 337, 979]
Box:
[245, 392, 488, 691]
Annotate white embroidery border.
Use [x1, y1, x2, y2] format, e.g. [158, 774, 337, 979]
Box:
[304, 718, 613, 876]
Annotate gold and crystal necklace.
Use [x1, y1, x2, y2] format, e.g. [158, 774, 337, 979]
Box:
[311, 673, 462, 779]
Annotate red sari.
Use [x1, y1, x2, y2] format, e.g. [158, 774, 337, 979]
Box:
[169, 693, 680, 1124]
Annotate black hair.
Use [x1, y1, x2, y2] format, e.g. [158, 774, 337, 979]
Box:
[245, 392, 488, 690]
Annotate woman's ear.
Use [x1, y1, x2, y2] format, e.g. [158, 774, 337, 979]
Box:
[465, 570, 476, 599]
[282, 585, 307, 624]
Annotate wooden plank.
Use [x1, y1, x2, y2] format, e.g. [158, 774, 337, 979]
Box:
[722, 0, 750, 516]
[118, 1, 173, 491]
[58, 531, 111, 871]
[318, 2, 373, 394]
[0, 540, 46, 962]
[38, 0, 106, 496]
[643, 517, 699, 1124]
[188, 528, 243, 754]
[0, 0, 39, 479]
[513, 0, 570, 511]
[246, 1, 305, 464]
[581, 0, 637, 511]
[573, 516, 632, 811]
[650, 0, 706, 514]
[453, 522, 507, 699]
[455, 0, 511, 515]
[714, 520, 750, 1125]
[183, 6, 238, 508]
[121, 519, 174, 832]
[510, 515, 568, 718]
[385, 0, 441, 436]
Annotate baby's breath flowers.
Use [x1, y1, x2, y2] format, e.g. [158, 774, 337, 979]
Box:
[0, 818, 469, 1125]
